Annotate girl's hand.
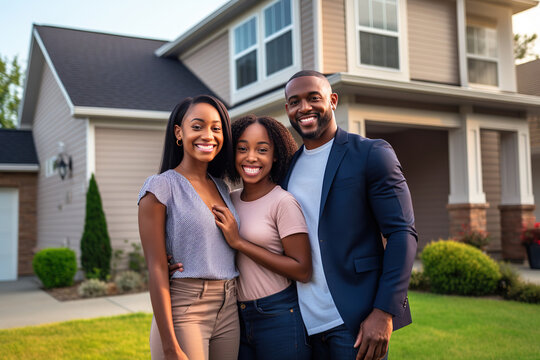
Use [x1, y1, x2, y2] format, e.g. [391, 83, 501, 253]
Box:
[212, 205, 242, 249]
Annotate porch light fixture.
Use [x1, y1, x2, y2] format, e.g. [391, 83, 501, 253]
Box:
[54, 142, 73, 180]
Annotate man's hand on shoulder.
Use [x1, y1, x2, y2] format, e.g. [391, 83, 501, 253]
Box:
[354, 308, 393, 360]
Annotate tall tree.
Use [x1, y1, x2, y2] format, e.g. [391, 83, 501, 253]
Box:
[514, 33, 539, 62]
[0, 55, 23, 128]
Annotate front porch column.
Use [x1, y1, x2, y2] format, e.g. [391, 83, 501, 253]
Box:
[499, 130, 535, 261]
[447, 109, 488, 236]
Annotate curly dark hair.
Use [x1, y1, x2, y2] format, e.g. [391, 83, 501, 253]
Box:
[230, 114, 298, 184]
[159, 95, 233, 178]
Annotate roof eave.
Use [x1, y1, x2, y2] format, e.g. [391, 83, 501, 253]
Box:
[72, 106, 170, 120]
[510, 0, 538, 14]
[0, 164, 39, 172]
[231, 73, 540, 117]
[155, 0, 245, 58]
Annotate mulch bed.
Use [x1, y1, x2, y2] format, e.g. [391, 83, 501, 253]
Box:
[44, 282, 148, 302]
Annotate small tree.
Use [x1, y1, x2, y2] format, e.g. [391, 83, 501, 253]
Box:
[80, 174, 112, 280]
[514, 33, 539, 62]
[0, 55, 23, 129]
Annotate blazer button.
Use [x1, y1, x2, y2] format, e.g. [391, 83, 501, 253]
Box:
[319, 239, 324, 243]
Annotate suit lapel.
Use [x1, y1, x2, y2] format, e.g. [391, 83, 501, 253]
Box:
[281, 145, 303, 191]
[320, 128, 348, 217]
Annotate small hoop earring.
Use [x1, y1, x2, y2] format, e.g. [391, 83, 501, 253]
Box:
[176, 139, 182, 147]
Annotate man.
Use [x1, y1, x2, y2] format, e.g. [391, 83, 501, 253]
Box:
[281, 70, 417, 360]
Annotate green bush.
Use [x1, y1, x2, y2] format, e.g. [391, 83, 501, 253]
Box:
[505, 281, 540, 303]
[80, 174, 112, 280]
[32, 248, 77, 289]
[78, 278, 108, 298]
[497, 261, 521, 296]
[421, 240, 501, 296]
[115, 270, 143, 292]
[409, 269, 430, 291]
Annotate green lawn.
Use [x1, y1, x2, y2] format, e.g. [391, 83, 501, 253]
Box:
[0, 292, 538, 359]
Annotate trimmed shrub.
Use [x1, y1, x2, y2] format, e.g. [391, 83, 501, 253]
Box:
[409, 269, 430, 291]
[80, 174, 112, 280]
[115, 270, 143, 293]
[32, 248, 77, 289]
[497, 261, 521, 296]
[505, 281, 540, 304]
[421, 240, 501, 296]
[78, 278, 108, 298]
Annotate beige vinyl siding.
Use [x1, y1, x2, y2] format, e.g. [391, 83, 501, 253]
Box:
[94, 127, 165, 256]
[321, 0, 347, 73]
[530, 115, 540, 152]
[516, 59, 540, 96]
[300, 0, 315, 70]
[481, 130, 502, 253]
[182, 32, 230, 105]
[408, 0, 459, 85]
[366, 127, 450, 251]
[33, 63, 87, 255]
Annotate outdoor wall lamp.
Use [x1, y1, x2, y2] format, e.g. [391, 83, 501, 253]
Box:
[54, 142, 73, 180]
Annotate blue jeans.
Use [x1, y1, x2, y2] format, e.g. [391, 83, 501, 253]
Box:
[311, 324, 389, 360]
[237, 284, 311, 360]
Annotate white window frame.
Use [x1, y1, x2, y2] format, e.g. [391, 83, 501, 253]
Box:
[346, 0, 409, 81]
[466, 22, 499, 89]
[232, 15, 260, 90]
[463, 1, 516, 92]
[229, 0, 301, 105]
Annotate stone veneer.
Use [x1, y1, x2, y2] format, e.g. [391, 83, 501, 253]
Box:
[0, 172, 38, 275]
[499, 204, 536, 262]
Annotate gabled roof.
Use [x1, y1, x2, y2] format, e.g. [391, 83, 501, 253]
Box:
[20, 25, 217, 126]
[0, 129, 39, 171]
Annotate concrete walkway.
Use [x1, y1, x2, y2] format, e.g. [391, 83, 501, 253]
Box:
[1, 263, 538, 331]
[0, 276, 152, 330]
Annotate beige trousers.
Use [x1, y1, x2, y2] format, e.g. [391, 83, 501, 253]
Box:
[150, 278, 239, 360]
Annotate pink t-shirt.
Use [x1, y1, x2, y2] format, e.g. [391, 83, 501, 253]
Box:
[231, 186, 308, 301]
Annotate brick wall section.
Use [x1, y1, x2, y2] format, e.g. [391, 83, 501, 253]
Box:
[447, 203, 489, 238]
[0, 172, 38, 275]
[499, 204, 536, 262]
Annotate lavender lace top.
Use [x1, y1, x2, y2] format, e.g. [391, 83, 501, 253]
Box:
[138, 169, 239, 280]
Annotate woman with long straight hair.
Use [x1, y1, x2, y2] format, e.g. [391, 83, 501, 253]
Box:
[138, 95, 239, 360]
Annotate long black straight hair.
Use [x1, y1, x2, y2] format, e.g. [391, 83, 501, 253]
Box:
[159, 95, 233, 178]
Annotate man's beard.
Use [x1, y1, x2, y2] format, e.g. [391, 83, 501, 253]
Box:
[290, 110, 332, 140]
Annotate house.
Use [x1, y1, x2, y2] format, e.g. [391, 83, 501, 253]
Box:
[11, 0, 540, 278]
[517, 58, 540, 222]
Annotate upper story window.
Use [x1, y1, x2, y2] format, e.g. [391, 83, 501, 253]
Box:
[234, 17, 258, 89]
[357, 0, 399, 69]
[466, 25, 498, 86]
[232, 0, 295, 91]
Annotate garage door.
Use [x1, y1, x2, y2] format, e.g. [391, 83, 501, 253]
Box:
[0, 188, 18, 281]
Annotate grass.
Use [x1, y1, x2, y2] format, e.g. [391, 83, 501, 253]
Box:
[391, 292, 540, 359]
[0, 292, 538, 359]
[0, 313, 152, 360]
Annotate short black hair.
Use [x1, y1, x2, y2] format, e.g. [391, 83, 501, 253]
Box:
[159, 95, 234, 178]
[230, 115, 298, 184]
[285, 70, 332, 96]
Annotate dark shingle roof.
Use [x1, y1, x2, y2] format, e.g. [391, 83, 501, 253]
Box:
[35, 25, 217, 111]
[0, 129, 39, 165]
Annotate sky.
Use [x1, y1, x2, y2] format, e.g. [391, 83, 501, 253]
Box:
[0, 0, 539, 65]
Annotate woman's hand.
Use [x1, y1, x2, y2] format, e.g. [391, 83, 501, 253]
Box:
[212, 205, 243, 250]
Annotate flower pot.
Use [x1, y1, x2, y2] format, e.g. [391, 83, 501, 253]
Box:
[526, 243, 540, 269]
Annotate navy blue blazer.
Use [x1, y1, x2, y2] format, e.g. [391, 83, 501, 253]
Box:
[282, 127, 418, 334]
